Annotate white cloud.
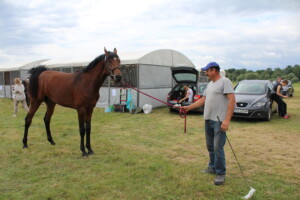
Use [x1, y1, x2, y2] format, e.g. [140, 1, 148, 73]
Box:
[0, 0, 299, 70]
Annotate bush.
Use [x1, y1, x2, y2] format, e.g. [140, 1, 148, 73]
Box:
[291, 77, 299, 83]
[245, 72, 259, 80]
[236, 74, 245, 82]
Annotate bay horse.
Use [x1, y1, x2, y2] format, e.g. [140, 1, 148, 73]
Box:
[23, 48, 122, 156]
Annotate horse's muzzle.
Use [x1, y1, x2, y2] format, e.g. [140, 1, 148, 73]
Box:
[114, 75, 122, 83]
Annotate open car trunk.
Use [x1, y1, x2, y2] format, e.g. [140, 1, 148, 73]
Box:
[171, 67, 199, 84]
[169, 67, 198, 102]
[168, 84, 197, 102]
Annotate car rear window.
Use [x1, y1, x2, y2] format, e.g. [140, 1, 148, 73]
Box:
[235, 82, 266, 95]
[174, 73, 197, 82]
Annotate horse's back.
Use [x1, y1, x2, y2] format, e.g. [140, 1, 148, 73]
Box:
[39, 71, 78, 107]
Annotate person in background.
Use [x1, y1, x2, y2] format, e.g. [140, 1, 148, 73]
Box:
[273, 76, 282, 91]
[178, 85, 194, 104]
[182, 62, 235, 186]
[273, 79, 290, 119]
[12, 78, 29, 117]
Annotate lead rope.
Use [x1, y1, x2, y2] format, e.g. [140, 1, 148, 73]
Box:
[122, 81, 188, 133]
[179, 108, 187, 134]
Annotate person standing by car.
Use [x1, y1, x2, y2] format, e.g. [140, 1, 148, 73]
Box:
[273, 79, 290, 119]
[12, 78, 29, 117]
[273, 76, 282, 91]
[178, 85, 194, 104]
[182, 62, 235, 186]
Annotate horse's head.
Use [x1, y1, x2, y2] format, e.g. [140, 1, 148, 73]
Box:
[104, 47, 122, 83]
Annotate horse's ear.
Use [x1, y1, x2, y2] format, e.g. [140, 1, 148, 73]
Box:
[104, 47, 108, 56]
[113, 48, 117, 55]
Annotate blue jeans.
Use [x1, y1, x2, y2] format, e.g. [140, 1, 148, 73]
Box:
[205, 120, 226, 175]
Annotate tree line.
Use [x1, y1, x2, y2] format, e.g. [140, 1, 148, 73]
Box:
[225, 64, 300, 83]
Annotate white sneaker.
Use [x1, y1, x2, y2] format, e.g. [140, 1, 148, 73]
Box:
[12, 115, 16, 117]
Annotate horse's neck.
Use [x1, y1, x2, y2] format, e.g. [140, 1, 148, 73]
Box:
[87, 61, 109, 91]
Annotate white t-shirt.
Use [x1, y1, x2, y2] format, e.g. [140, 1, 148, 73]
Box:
[187, 88, 194, 102]
[203, 77, 234, 121]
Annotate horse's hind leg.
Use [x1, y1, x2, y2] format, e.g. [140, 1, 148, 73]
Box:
[44, 99, 56, 145]
[23, 101, 42, 148]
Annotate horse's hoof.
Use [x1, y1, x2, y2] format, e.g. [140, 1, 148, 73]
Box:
[23, 145, 28, 149]
[88, 150, 94, 155]
[48, 139, 56, 145]
[82, 152, 89, 157]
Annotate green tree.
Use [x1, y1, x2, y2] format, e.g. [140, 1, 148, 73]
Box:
[260, 72, 270, 80]
[265, 68, 273, 76]
[227, 68, 236, 74]
[237, 74, 245, 81]
[227, 74, 237, 82]
[286, 73, 297, 80]
[292, 65, 300, 79]
[245, 72, 259, 80]
[291, 77, 299, 83]
[285, 65, 293, 75]
[222, 64, 300, 82]
[273, 68, 283, 78]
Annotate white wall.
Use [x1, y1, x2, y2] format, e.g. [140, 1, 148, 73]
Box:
[139, 64, 173, 89]
[138, 88, 171, 108]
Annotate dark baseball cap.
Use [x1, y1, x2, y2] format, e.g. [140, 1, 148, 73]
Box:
[201, 62, 219, 71]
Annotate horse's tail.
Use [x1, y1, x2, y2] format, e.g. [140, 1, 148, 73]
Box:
[28, 66, 48, 98]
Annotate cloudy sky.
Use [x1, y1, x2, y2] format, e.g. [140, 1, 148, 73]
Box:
[0, 0, 299, 70]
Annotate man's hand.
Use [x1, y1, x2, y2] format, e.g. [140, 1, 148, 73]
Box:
[221, 119, 230, 132]
[181, 106, 191, 112]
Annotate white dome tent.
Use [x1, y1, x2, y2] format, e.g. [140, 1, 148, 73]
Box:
[114, 49, 195, 109]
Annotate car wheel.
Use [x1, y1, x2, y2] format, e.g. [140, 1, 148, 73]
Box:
[169, 107, 175, 112]
[265, 107, 272, 121]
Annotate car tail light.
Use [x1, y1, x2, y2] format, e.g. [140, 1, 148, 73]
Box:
[193, 95, 201, 102]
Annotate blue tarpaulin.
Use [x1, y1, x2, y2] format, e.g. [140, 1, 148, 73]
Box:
[126, 89, 135, 110]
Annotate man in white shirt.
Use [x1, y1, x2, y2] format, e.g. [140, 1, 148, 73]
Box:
[182, 62, 235, 186]
[178, 85, 194, 103]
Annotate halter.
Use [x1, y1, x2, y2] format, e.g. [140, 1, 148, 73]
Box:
[104, 54, 121, 80]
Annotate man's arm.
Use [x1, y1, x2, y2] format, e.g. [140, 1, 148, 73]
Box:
[276, 85, 288, 98]
[182, 96, 205, 112]
[221, 93, 235, 131]
[179, 90, 190, 103]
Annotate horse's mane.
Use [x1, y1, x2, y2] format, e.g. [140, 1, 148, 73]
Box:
[81, 52, 118, 73]
[82, 54, 105, 73]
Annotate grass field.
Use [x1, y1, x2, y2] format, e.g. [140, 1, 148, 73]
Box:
[0, 83, 299, 200]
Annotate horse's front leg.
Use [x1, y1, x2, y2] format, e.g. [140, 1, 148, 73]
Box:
[85, 109, 94, 155]
[85, 120, 94, 155]
[77, 111, 88, 156]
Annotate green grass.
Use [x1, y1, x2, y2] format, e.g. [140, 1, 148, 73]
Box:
[0, 84, 300, 200]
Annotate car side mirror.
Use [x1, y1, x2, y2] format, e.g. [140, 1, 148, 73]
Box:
[267, 88, 274, 98]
